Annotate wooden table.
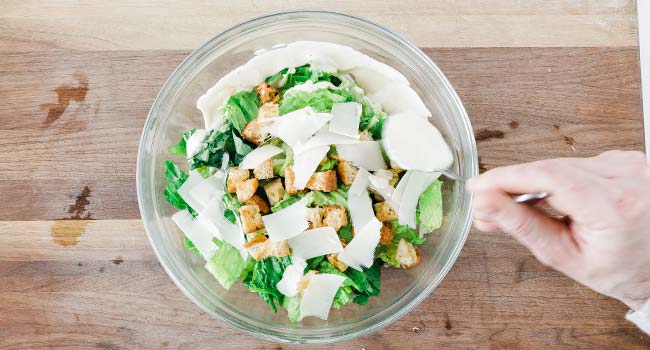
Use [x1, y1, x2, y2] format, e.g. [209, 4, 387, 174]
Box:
[1, 1, 648, 349]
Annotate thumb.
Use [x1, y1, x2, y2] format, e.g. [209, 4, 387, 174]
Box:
[473, 190, 579, 268]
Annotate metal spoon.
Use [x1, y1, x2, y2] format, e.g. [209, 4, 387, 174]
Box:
[438, 169, 549, 204]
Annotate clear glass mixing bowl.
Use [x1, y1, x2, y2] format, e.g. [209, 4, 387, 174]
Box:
[137, 10, 477, 344]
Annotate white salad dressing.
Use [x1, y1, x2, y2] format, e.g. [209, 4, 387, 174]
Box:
[197, 41, 430, 129]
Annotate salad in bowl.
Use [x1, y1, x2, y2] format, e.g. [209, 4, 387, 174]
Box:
[162, 41, 454, 322]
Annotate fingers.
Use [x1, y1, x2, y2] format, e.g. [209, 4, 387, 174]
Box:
[472, 190, 580, 268]
[466, 159, 609, 223]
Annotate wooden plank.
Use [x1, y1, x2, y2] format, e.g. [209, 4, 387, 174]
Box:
[0, 47, 643, 220]
[0, 221, 648, 349]
[0, 0, 638, 51]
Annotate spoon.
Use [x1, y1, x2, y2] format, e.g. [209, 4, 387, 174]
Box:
[438, 169, 549, 204]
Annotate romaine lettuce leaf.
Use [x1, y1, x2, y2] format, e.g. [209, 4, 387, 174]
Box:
[337, 223, 354, 243]
[205, 239, 249, 290]
[183, 236, 201, 257]
[281, 295, 302, 323]
[392, 221, 426, 245]
[376, 244, 400, 268]
[416, 180, 444, 233]
[222, 193, 243, 223]
[279, 89, 346, 115]
[265, 65, 341, 92]
[223, 90, 260, 133]
[243, 256, 293, 312]
[168, 129, 196, 156]
[163, 160, 195, 215]
[270, 193, 308, 213]
[312, 187, 348, 207]
[318, 158, 338, 172]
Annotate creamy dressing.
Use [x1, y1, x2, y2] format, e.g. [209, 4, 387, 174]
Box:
[197, 41, 430, 129]
[283, 80, 339, 95]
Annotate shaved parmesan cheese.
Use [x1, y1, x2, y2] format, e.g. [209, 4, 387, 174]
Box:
[172, 210, 217, 260]
[382, 113, 453, 171]
[267, 107, 331, 148]
[197, 198, 247, 259]
[368, 171, 396, 209]
[348, 168, 370, 196]
[302, 129, 359, 149]
[185, 129, 211, 158]
[239, 144, 284, 169]
[329, 102, 361, 138]
[338, 217, 382, 270]
[288, 227, 344, 260]
[187, 174, 226, 209]
[348, 189, 376, 236]
[336, 142, 387, 170]
[300, 273, 346, 320]
[292, 145, 330, 189]
[276, 257, 307, 297]
[262, 198, 310, 242]
[397, 171, 441, 229]
[369, 85, 431, 117]
[391, 171, 413, 206]
[177, 170, 207, 212]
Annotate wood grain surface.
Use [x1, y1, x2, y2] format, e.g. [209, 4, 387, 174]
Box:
[1, 1, 648, 349]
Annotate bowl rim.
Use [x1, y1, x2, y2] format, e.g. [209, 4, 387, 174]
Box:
[137, 9, 476, 344]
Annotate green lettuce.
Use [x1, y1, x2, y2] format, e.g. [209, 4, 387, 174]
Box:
[205, 239, 250, 290]
[312, 187, 348, 207]
[243, 256, 293, 312]
[183, 236, 201, 257]
[337, 223, 354, 242]
[187, 125, 232, 170]
[222, 193, 243, 224]
[265, 65, 341, 92]
[163, 160, 195, 215]
[416, 180, 444, 232]
[222, 90, 260, 133]
[168, 129, 196, 156]
[281, 295, 302, 323]
[318, 158, 338, 172]
[270, 193, 308, 213]
[317, 260, 381, 306]
[279, 89, 346, 115]
[393, 221, 426, 245]
[268, 138, 293, 176]
[376, 244, 399, 267]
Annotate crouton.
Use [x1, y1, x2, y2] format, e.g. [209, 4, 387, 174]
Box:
[374, 202, 397, 222]
[283, 166, 305, 195]
[379, 222, 394, 246]
[266, 240, 291, 258]
[298, 270, 319, 294]
[243, 235, 291, 260]
[389, 168, 403, 187]
[236, 178, 259, 202]
[256, 82, 280, 104]
[306, 170, 338, 192]
[305, 207, 324, 229]
[245, 194, 270, 214]
[244, 235, 269, 260]
[322, 205, 348, 231]
[239, 205, 265, 233]
[263, 178, 286, 206]
[241, 120, 269, 145]
[258, 102, 279, 119]
[327, 253, 348, 272]
[227, 167, 250, 193]
[336, 161, 358, 185]
[395, 239, 420, 269]
[253, 159, 274, 180]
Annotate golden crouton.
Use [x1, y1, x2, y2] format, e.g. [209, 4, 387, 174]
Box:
[322, 205, 348, 232]
[256, 82, 280, 104]
[266, 240, 291, 258]
[395, 239, 420, 269]
[336, 161, 358, 185]
[239, 205, 265, 234]
[245, 194, 270, 214]
[236, 178, 259, 202]
[379, 222, 394, 246]
[283, 166, 305, 195]
[253, 159, 274, 180]
[327, 253, 348, 272]
[243, 235, 291, 260]
[298, 270, 319, 294]
[242, 120, 269, 145]
[243, 235, 269, 260]
[389, 168, 403, 187]
[227, 167, 250, 193]
[305, 207, 324, 229]
[258, 103, 279, 119]
[374, 202, 397, 222]
[306, 170, 338, 192]
[263, 178, 286, 206]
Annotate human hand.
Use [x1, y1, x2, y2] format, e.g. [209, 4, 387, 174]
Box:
[466, 150, 650, 310]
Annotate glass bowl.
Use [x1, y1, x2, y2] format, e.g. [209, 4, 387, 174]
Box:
[137, 10, 477, 344]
